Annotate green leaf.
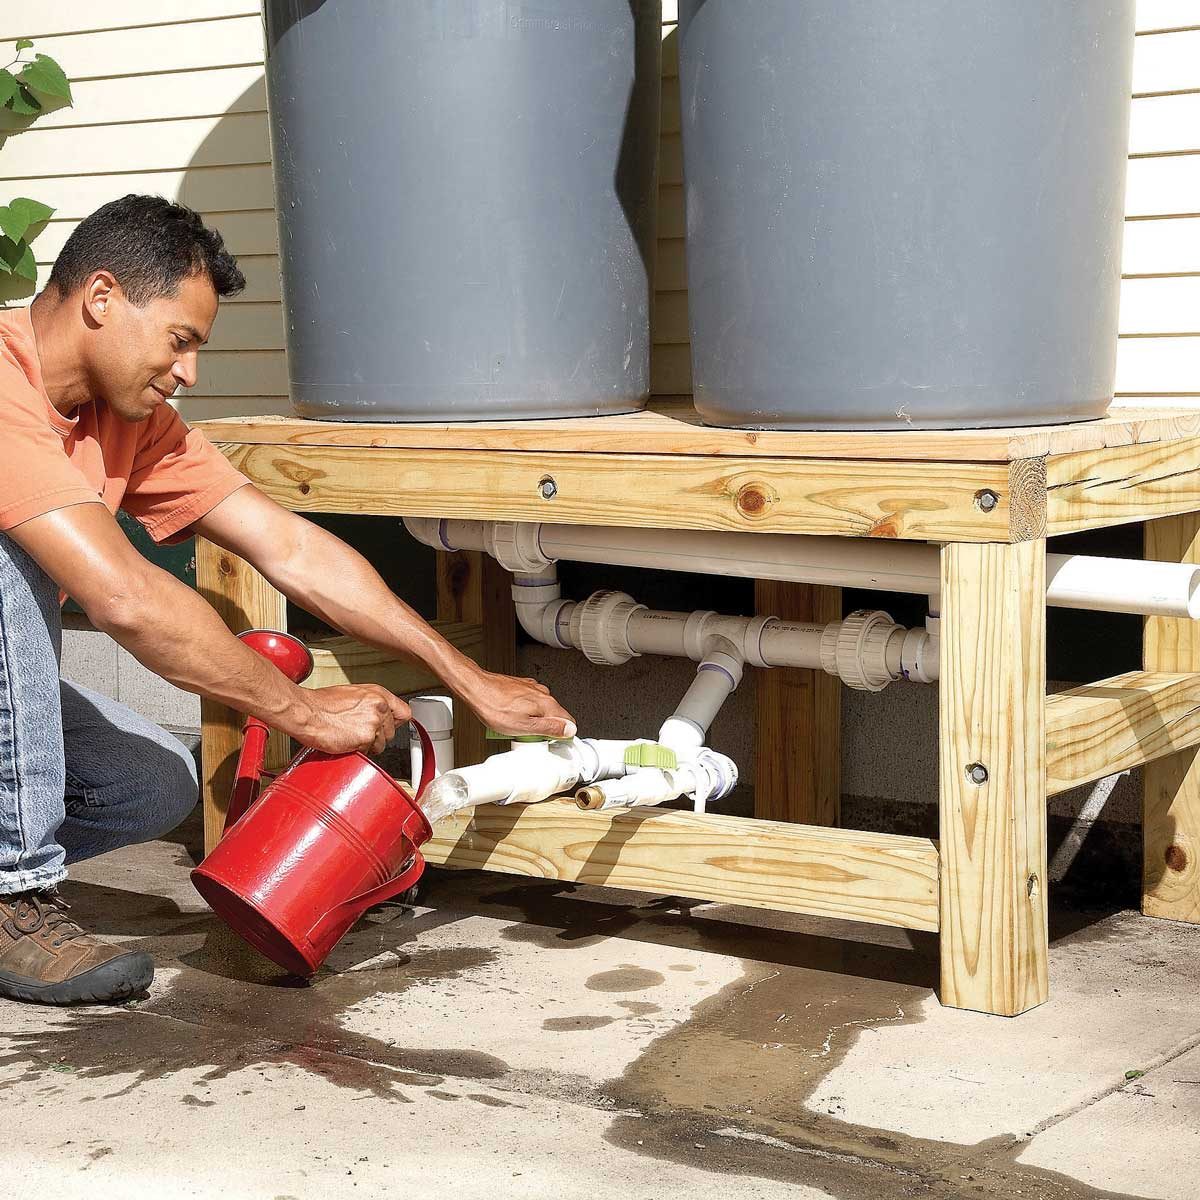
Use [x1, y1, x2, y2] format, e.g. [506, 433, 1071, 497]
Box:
[10, 196, 54, 228]
[11, 242, 35, 282]
[14, 39, 33, 52]
[0, 70, 18, 107]
[19, 54, 71, 103]
[7, 82, 41, 115]
[0, 205, 29, 244]
[0, 236, 36, 282]
[0, 254, 11, 275]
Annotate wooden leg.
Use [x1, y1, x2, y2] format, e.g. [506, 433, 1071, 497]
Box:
[938, 540, 1048, 1016]
[753, 580, 841, 825]
[1144, 515, 1200, 922]
[436, 550, 517, 769]
[196, 537, 288, 855]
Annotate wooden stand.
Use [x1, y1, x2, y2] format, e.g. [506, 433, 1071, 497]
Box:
[196, 401, 1200, 1017]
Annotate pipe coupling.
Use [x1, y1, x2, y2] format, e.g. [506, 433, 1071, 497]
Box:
[489, 522, 551, 574]
[821, 609, 898, 691]
[576, 590, 646, 665]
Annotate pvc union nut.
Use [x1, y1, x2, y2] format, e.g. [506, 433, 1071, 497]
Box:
[832, 609, 898, 692]
[489, 522, 552, 574]
[577, 590, 646, 666]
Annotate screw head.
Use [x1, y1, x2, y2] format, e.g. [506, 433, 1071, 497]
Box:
[975, 489, 1000, 513]
[538, 476, 558, 501]
[966, 762, 989, 786]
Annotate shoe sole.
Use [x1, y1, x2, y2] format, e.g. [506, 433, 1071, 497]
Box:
[0, 952, 154, 1006]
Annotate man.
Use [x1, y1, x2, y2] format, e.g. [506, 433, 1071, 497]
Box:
[0, 195, 575, 1006]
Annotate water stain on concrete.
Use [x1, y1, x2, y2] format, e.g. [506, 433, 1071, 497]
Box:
[602, 944, 1143, 1200]
[616, 1000, 660, 1016]
[431, 873, 1142, 1199]
[585, 966, 666, 993]
[542, 1015, 617, 1032]
[0, 882, 506, 1104]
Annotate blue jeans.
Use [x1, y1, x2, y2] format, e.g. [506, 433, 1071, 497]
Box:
[0, 533, 198, 894]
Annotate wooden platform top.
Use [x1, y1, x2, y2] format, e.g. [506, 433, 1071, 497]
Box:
[194, 398, 1200, 464]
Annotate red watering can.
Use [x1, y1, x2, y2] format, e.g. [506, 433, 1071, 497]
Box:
[192, 630, 435, 977]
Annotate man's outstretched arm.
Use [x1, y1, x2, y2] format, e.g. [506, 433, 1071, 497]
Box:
[8, 502, 409, 756]
[192, 485, 576, 740]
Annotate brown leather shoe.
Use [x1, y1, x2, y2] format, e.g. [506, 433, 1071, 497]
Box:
[0, 891, 153, 1005]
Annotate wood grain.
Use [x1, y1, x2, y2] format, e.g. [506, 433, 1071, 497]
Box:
[1047, 436, 1200, 534]
[938, 540, 1048, 1016]
[195, 538, 288, 856]
[215, 441, 1010, 543]
[1046, 671, 1200, 794]
[1144, 515, 1200, 923]
[423, 800, 940, 933]
[305, 623, 484, 692]
[753, 581, 842, 826]
[196, 402, 1200, 464]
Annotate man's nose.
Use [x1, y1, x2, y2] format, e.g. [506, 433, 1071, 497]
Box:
[172, 352, 199, 391]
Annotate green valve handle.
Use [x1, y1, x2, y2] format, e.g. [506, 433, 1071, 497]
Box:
[623, 743, 677, 770]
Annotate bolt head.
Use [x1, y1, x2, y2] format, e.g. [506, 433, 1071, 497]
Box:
[966, 762, 989, 785]
[975, 489, 999, 513]
[538, 476, 557, 500]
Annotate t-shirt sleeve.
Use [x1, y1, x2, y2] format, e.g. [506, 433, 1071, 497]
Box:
[121, 407, 249, 545]
[0, 355, 101, 532]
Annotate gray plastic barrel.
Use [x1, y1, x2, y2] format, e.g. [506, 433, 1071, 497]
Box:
[677, 1, 1135, 430]
[263, 1, 661, 422]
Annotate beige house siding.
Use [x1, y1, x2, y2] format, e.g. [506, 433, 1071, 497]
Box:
[2, 1, 1197, 417]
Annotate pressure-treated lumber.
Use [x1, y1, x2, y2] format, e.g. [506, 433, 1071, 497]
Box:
[422, 800, 940, 933]
[754, 580, 841, 826]
[436, 551, 517, 770]
[1047, 436, 1200, 535]
[195, 538, 289, 855]
[305, 622, 484, 692]
[938, 540, 1048, 1016]
[1046, 671, 1200, 795]
[196, 402, 1200, 465]
[1144, 515, 1200, 924]
[216, 441, 1016, 543]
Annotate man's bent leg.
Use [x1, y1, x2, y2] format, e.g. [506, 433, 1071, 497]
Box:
[0, 536, 153, 1004]
[0, 534, 69, 893]
[59, 680, 198, 863]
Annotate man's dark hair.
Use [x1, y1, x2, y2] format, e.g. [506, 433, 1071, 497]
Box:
[48, 194, 245, 304]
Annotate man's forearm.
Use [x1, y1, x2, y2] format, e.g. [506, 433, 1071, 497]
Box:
[96, 565, 312, 732]
[261, 519, 484, 695]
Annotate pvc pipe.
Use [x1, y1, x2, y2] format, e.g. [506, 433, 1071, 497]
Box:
[409, 695, 454, 785]
[660, 643, 744, 755]
[406, 517, 1200, 620]
[518, 577, 938, 686]
[1044, 554, 1200, 619]
[421, 736, 640, 818]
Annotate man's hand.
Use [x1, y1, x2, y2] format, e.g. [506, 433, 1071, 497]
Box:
[289, 685, 412, 756]
[455, 666, 577, 740]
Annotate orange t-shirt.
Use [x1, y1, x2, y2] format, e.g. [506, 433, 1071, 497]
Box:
[0, 306, 248, 545]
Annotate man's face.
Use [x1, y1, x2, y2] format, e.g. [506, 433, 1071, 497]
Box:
[92, 272, 219, 422]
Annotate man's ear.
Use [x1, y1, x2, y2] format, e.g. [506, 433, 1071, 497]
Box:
[82, 271, 119, 326]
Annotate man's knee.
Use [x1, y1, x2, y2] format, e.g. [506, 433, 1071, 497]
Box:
[138, 737, 199, 840]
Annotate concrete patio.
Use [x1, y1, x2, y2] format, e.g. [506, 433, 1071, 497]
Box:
[2, 807, 1196, 1200]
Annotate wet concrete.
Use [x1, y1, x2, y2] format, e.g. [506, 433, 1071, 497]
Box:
[0, 816, 1196, 1199]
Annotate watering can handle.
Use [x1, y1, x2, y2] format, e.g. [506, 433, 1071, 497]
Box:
[411, 718, 436, 799]
[307, 719, 437, 944]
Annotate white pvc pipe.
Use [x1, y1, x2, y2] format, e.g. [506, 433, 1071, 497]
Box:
[409, 695, 454, 785]
[405, 517, 1200, 620]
